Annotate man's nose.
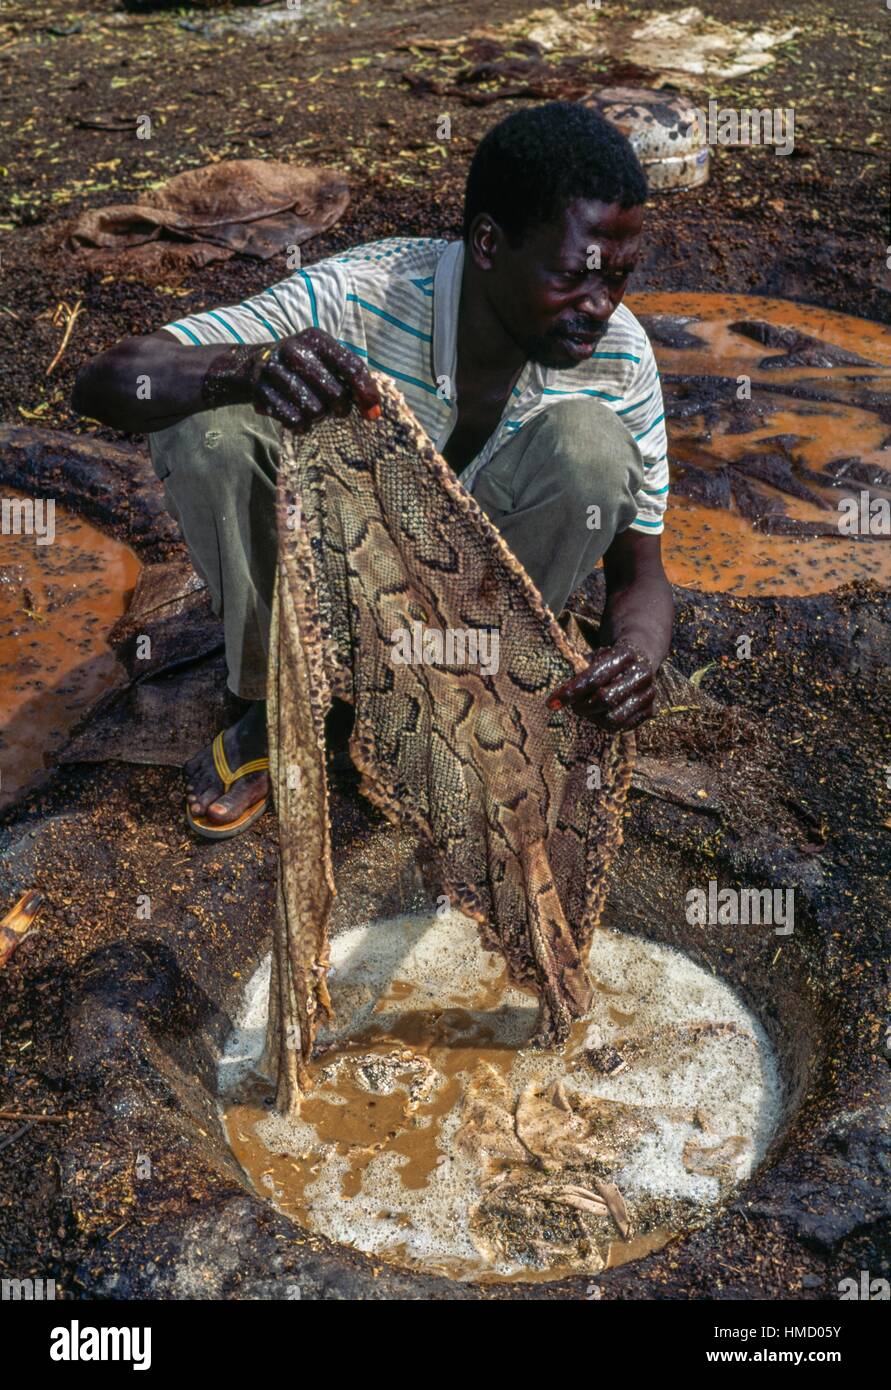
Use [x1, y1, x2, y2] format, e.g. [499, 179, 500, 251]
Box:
[576, 286, 612, 320]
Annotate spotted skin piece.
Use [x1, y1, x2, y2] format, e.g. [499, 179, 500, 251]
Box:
[265, 377, 634, 1117]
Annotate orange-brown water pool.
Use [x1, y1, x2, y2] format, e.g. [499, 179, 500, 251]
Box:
[626, 292, 891, 595]
[0, 490, 139, 808]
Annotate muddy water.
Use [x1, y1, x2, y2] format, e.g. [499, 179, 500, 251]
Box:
[0, 491, 139, 807]
[626, 292, 891, 595]
[221, 909, 780, 1283]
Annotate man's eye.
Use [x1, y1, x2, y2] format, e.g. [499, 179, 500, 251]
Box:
[558, 268, 630, 286]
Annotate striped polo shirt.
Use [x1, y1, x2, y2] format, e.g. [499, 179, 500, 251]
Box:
[162, 237, 669, 533]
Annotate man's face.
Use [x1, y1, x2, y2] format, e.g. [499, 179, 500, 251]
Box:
[472, 197, 644, 370]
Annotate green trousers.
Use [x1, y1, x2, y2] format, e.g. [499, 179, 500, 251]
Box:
[149, 397, 644, 700]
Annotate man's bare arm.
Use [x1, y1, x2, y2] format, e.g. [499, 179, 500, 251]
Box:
[71, 327, 381, 434]
[596, 528, 674, 672]
[548, 529, 674, 732]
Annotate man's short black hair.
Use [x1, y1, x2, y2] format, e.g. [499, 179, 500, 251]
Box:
[462, 101, 648, 245]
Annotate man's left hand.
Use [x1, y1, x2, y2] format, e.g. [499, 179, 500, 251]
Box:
[547, 642, 656, 732]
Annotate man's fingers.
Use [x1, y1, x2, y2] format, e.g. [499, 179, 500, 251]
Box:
[255, 383, 307, 433]
[265, 358, 325, 422]
[546, 640, 657, 731]
[277, 341, 350, 414]
[579, 686, 655, 732]
[262, 330, 381, 422]
[548, 645, 636, 709]
[592, 662, 652, 711]
[603, 689, 656, 731]
[311, 336, 381, 416]
[563, 662, 650, 715]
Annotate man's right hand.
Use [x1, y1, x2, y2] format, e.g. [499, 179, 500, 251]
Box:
[204, 328, 382, 432]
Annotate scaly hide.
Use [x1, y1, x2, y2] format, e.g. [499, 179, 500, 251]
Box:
[266, 377, 635, 1118]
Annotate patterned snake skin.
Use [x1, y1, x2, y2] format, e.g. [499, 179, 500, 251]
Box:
[265, 377, 635, 1118]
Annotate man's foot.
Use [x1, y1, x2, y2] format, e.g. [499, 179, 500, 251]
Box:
[185, 700, 269, 827]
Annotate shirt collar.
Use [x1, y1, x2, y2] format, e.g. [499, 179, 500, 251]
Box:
[432, 239, 464, 397]
[433, 240, 550, 403]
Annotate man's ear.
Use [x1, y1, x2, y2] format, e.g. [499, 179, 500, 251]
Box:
[467, 213, 505, 272]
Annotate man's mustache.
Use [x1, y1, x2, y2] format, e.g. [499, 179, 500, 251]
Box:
[553, 320, 607, 339]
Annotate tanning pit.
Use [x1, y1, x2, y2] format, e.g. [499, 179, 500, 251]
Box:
[220, 905, 782, 1283]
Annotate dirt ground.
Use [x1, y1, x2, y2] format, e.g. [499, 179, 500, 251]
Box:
[0, 0, 888, 437]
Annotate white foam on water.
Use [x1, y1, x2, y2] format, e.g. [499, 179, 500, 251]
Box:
[218, 954, 271, 1092]
[219, 908, 782, 1276]
[257, 1102, 489, 1271]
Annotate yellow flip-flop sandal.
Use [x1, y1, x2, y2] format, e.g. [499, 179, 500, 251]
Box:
[186, 732, 270, 841]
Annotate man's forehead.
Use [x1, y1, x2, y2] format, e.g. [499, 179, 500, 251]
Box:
[538, 199, 644, 252]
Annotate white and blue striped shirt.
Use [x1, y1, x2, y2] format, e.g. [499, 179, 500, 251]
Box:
[163, 237, 669, 533]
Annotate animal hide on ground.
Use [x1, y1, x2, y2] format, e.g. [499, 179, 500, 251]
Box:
[58, 160, 349, 283]
[265, 378, 635, 1118]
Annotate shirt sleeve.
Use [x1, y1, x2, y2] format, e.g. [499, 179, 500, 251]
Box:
[160, 258, 348, 347]
[618, 335, 669, 534]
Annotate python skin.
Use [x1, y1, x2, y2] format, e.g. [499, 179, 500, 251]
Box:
[265, 377, 635, 1118]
